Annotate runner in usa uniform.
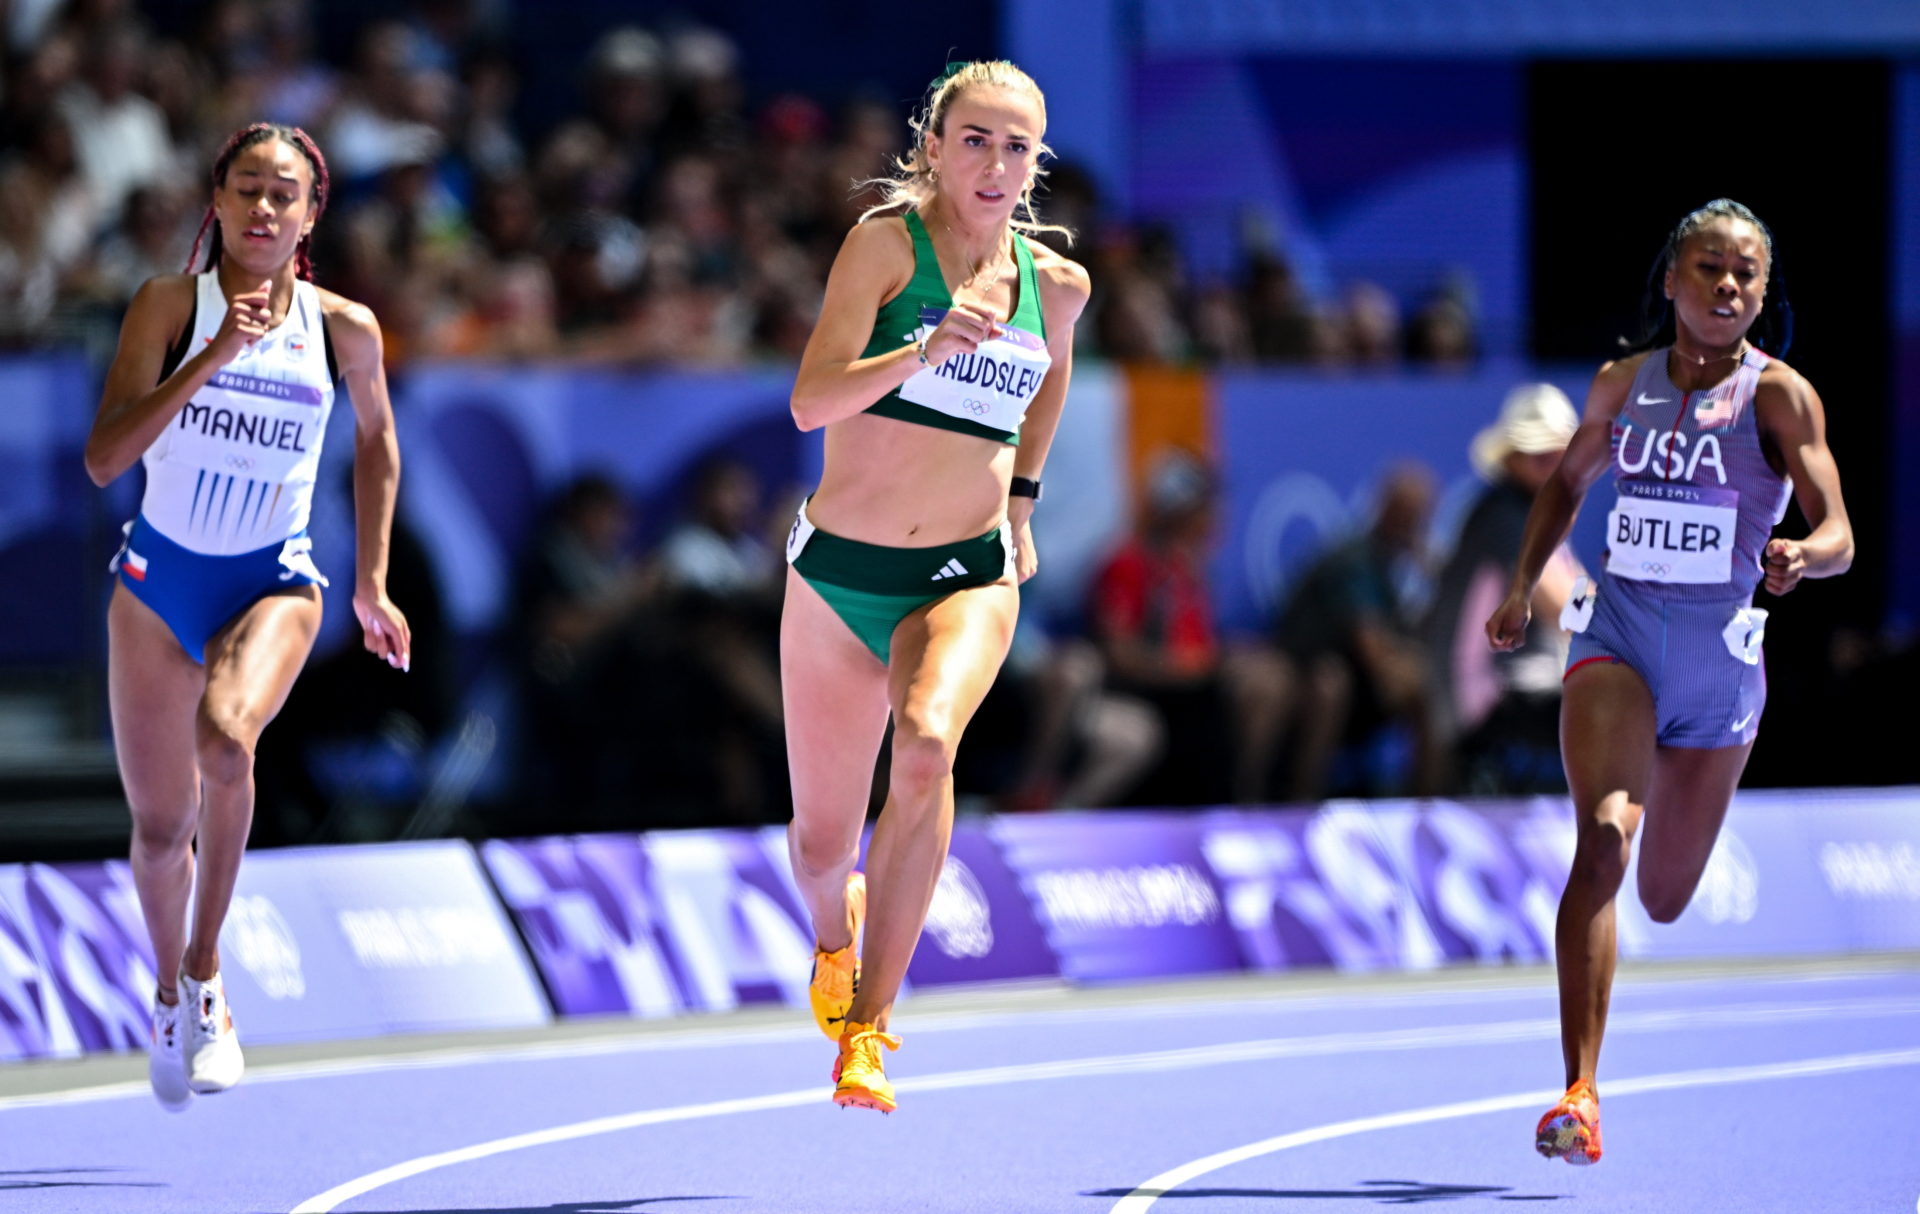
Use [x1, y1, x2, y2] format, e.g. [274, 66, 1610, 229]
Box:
[782, 60, 1089, 1113]
[83, 124, 409, 1110]
[1487, 199, 1853, 1164]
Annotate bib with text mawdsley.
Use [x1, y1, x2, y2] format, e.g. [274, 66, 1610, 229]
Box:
[895, 305, 1051, 435]
[1606, 479, 1740, 584]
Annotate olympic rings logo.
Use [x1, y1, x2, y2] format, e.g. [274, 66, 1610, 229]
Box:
[1640, 561, 1672, 576]
[225, 454, 256, 472]
[963, 398, 991, 416]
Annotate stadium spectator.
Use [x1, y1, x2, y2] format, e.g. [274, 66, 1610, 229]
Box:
[657, 457, 786, 821]
[1272, 461, 1442, 799]
[1089, 448, 1293, 805]
[1422, 384, 1583, 793]
[963, 624, 1166, 813]
[56, 21, 172, 226]
[510, 473, 666, 829]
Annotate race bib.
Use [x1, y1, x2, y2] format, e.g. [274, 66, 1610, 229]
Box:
[896, 306, 1050, 433]
[1721, 606, 1767, 665]
[1605, 480, 1739, 584]
[1559, 575, 1596, 633]
[785, 500, 817, 564]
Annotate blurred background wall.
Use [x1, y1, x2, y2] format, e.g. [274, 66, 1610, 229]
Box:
[1, 0, 1915, 859]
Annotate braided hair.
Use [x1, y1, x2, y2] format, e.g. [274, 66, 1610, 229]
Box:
[1620, 198, 1793, 358]
[185, 123, 331, 281]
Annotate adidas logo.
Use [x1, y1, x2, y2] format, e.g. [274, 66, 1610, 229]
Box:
[930, 558, 969, 581]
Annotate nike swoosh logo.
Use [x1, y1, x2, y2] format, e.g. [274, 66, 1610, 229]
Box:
[1730, 712, 1755, 733]
[1637, 393, 1672, 405]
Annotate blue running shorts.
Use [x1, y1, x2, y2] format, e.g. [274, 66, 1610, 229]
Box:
[1562, 575, 1767, 749]
[113, 514, 324, 662]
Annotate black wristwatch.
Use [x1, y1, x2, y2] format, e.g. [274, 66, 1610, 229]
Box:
[1009, 476, 1043, 502]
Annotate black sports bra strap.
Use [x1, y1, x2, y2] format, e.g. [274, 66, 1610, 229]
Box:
[157, 288, 197, 384]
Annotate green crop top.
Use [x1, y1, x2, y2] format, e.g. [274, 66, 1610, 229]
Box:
[859, 211, 1051, 445]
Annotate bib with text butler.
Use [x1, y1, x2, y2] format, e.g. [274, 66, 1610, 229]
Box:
[1602, 348, 1790, 597]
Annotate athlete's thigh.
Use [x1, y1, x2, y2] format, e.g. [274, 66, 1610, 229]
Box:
[201, 586, 323, 742]
[888, 580, 1020, 740]
[781, 567, 892, 822]
[1637, 740, 1754, 909]
[1559, 660, 1657, 832]
[108, 582, 207, 822]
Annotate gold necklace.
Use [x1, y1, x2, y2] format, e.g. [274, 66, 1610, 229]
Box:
[938, 216, 1009, 294]
[1671, 340, 1748, 367]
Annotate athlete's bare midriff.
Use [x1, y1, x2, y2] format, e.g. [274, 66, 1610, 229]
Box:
[808, 412, 1015, 546]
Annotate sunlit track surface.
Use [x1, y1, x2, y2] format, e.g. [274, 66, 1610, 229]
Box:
[2, 957, 1915, 1214]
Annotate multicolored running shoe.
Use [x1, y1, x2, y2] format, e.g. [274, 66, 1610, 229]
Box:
[832, 1021, 902, 1113]
[808, 871, 865, 1040]
[147, 994, 192, 1112]
[180, 970, 244, 1094]
[1535, 1078, 1602, 1165]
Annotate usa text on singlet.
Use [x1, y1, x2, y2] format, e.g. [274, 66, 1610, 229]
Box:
[1603, 346, 1790, 593]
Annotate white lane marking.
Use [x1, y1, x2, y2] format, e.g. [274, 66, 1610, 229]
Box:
[285, 996, 1920, 1213]
[5, 985, 1915, 1116]
[1107, 1046, 1920, 1213]
[5, 961, 1913, 1114]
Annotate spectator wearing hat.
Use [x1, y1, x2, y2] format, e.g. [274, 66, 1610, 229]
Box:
[1422, 383, 1584, 792]
[1088, 448, 1293, 805]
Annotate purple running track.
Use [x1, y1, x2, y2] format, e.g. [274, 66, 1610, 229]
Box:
[2, 965, 1916, 1214]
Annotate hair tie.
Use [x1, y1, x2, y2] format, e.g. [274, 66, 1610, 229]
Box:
[928, 60, 969, 94]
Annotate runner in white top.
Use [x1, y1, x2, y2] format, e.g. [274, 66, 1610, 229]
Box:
[83, 122, 409, 1111]
[135, 268, 336, 560]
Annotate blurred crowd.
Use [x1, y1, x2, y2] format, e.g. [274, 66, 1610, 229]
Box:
[245, 382, 1585, 842]
[1, 0, 1479, 369]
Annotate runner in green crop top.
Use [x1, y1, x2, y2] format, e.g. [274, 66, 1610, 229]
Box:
[780, 60, 1090, 1114]
[858, 209, 1050, 445]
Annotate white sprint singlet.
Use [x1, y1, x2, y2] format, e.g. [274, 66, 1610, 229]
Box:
[140, 272, 336, 555]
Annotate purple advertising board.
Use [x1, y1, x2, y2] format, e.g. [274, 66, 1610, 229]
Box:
[481, 835, 693, 1019]
[1611, 788, 1920, 959]
[905, 823, 1060, 987]
[6, 790, 1918, 1063]
[1198, 805, 1434, 973]
[0, 842, 549, 1060]
[0, 862, 154, 1061]
[216, 842, 549, 1043]
[482, 824, 1061, 1020]
[991, 812, 1244, 982]
[483, 829, 818, 1018]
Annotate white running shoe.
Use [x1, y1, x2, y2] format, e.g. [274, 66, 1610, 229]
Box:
[147, 995, 192, 1112]
[180, 971, 244, 1094]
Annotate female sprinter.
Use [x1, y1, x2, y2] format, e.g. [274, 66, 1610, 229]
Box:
[83, 123, 409, 1109]
[783, 60, 1088, 1112]
[1488, 198, 1852, 1163]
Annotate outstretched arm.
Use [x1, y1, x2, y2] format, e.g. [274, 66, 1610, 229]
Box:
[324, 294, 411, 671]
[1487, 359, 1635, 651]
